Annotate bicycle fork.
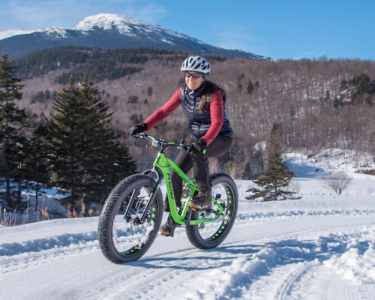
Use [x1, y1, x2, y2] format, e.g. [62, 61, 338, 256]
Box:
[124, 169, 163, 224]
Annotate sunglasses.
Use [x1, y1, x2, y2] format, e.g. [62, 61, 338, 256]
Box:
[184, 73, 203, 79]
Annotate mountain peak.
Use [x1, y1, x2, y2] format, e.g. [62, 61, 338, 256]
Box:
[0, 13, 271, 61]
[70, 14, 153, 34]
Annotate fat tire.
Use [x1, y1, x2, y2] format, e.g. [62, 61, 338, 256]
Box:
[98, 174, 163, 263]
[186, 173, 238, 249]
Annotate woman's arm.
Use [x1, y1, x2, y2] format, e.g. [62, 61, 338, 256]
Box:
[201, 90, 224, 146]
[144, 88, 182, 130]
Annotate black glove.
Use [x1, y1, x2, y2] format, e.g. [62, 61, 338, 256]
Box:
[130, 123, 148, 136]
[188, 139, 207, 154]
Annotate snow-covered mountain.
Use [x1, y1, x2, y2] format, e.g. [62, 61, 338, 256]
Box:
[0, 14, 270, 60]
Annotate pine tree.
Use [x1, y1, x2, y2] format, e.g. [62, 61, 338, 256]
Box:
[47, 74, 82, 210]
[242, 162, 252, 180]
[13, 134, 32, 206]
[101, 138, 137, 205]
[24, 124, 51, 211]
[47, 74, 136, 215]
[147, 86, 153, 96]
[0, 54, 28, 209]
[246, 80, 254, 94]
[252, 123, 294, 201]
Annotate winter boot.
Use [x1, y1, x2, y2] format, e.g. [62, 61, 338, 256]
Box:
[160, 214, 181, 237]
[188, 190, 212, 210]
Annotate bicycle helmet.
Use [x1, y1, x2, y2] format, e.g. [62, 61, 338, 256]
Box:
[181, 56, 210, 74]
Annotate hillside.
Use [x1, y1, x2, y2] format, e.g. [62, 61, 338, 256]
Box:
[9, 47, 375, 175]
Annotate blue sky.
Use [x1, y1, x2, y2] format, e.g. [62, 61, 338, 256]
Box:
[0, 0, 374, 60]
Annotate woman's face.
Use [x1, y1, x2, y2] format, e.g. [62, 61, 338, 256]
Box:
[185, 72, 205, 91]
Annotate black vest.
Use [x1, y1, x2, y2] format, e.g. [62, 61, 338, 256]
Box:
[180, 83, 233, 140]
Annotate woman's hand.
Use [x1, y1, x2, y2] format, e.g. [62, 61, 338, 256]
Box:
[188, 139, 207, 154]
[130, 123, 148, 136]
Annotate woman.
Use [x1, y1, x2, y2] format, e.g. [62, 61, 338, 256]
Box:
[130, 56, 233, 236]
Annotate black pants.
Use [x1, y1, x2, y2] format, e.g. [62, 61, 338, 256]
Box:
[165, 134, 233, 211]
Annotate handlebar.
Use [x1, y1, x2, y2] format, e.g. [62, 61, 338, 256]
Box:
[133, 133, 189, 151]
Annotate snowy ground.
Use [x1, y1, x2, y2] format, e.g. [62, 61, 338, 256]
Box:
[1, 152, 375, 299]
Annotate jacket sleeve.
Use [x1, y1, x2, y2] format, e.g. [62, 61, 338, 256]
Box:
[144, 88, 182, 130]
[200, 90, 224, 146]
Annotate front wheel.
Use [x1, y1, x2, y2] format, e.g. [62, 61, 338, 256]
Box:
[186, 173, 238, 249]
[98, 174, 163, 263]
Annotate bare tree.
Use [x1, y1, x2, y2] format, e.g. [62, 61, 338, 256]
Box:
[224, 160, 239, 179]
[208, 157, 220, 173]
[322, 172, 353, 194]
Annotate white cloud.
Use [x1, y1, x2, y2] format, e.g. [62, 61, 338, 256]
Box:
[1, 0, 168, 31]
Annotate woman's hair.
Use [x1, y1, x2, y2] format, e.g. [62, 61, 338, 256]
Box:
[198, 81, 226, 114]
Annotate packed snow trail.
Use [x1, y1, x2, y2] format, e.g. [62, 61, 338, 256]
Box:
[1, 195, 375, 300]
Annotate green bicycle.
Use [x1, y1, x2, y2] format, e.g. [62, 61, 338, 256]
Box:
[98, 133, 238, 264]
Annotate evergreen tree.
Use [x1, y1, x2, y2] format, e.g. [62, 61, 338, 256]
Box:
[242, 162, 252, 180]
[47, 74, 136, 215]
[0, 54, 28, 209]
[47, 74, 82, 210]
[24, 124, 51, 211]
[252, 123, 294, 201]
[13, 134, 32, 206]
[246, 80, 254, 94]
[101, 138, 137, 203]
[147, 86, 153, 96]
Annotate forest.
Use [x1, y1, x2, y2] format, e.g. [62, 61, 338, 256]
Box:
[1, 46, 375, 211]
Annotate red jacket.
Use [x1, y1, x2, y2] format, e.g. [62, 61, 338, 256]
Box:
[144, 87, 225, 146]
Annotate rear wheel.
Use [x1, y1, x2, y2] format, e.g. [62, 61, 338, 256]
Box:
[98, 174, 163, 263]
[186, 173, 238, 249]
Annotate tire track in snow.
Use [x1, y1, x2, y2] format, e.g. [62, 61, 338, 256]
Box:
[274, 260, 317, 300]
[55, 268, 169, 300]
[55, 245, 202, 300]
[106, 244, 224, 300]
[108, 268, 171, 300]
[236, 209, 375, 223]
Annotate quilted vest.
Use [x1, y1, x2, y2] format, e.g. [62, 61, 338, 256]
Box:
[180, 83, 233, 140]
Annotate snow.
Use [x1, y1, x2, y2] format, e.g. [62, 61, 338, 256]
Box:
[37, 27, 67, 38]
[1, 153, 375, 299]
[0, 27, 67, 41]
[160, 38, 175, 45]
[70, 13, 198, 41]
[71, 14, 137, 35]
[0, 13, 205, 44]
[0, 29, 36, 41]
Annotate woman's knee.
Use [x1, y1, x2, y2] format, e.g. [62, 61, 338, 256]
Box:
[206, 135, 233, 157]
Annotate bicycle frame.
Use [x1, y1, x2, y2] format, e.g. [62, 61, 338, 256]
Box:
[138, 134, 224, 226]
[154, 151, 224, 226]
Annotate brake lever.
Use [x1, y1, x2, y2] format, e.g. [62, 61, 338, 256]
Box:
[176, 139, 188, 151]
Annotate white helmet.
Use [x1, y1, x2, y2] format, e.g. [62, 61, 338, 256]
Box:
[181, 56, 210, 74]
